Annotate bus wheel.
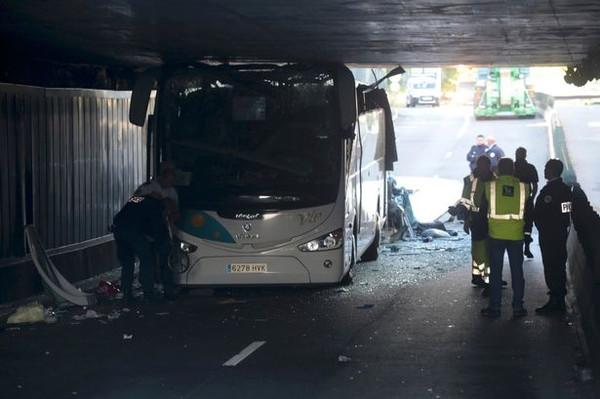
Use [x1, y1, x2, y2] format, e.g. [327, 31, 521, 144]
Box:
[361, 225, 380, 262]
[341, 237, 356, 286]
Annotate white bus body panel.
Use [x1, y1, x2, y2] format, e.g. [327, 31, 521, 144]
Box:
[172, 109, 385, 286]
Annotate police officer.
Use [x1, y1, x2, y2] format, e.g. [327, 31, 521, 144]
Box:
[462, 155, 493, 287]
[534, 159, 572, 314]
[514, 147, 539, 258]
[485, 135, 505, 173]
[466, 134, 488, 172]
[112, 195, 172, 305]
[481, 158, 531, 318]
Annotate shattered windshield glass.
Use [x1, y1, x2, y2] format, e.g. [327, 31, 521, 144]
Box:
[161, 64, 341, 211]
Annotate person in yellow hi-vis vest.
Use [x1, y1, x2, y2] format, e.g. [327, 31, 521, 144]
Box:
[463, 156, 494, 287]
[481, 158, 532, 319]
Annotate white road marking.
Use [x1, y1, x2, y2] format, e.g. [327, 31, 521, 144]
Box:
[455, 109, 472, 138]
[444, 151, 452, 159]
[223, 341, 266, 367]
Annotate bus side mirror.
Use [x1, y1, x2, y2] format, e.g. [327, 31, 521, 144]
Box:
[336, 66, 357, 138]
[130, 69, 158, 127]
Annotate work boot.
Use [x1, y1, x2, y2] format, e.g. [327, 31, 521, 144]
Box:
[524, 246, 534, 259]
[121, 289, 137, 306]
[481, 307, 501, 319]
[502, 280, 508, 286]
[535, 297, 566, 315]
[512, 308, 528, 319]
[471, 275, 487, 287]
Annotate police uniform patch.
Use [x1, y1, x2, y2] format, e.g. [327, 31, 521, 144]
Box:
[502, 185, 514, 197]
[561, 202, 572, 213]
[128, 196, 145, 204]
[544, 195, 552, 204]
[490, 153, 496, 158]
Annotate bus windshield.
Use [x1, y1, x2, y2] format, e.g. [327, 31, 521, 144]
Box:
[161, 64, 341, 211]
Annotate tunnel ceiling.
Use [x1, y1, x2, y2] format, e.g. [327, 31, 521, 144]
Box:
[2, 0, 600, 68]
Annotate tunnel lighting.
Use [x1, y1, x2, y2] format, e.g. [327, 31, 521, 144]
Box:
[298, 229, 344, 252]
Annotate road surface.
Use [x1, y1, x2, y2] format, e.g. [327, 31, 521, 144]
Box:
[1, 106, 597, 399]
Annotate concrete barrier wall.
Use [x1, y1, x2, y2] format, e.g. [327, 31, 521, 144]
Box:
[537, 92, 600, 370]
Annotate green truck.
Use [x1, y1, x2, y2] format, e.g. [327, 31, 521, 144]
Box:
[474, 67, 536, 119]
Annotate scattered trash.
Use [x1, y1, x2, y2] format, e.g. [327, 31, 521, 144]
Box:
[7, 302, 45, 324]
[72, 309, 102, 321]
[96, 280, 120, 299]
[123, 334, 134, 340]
[107, 310, 121, 320]
[45, 351, 50, 355]
[389, 245, 400, 253]
[577, 367, 594, 382]
[44, 308, 58, 324]
[356, 304, 375, 309]
[338, 355, 352, 363]
[422, 236, 433, 243]
[336, 288, 350, 293]
[421, 228, 451, 238]
[121, 308, 131, 313]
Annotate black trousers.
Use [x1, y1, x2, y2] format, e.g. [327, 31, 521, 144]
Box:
[114, 227, 173, 295]
[538, 231, 568, 297]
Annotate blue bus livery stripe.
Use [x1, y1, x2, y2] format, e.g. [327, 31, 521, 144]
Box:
[179, 210, 236, 243]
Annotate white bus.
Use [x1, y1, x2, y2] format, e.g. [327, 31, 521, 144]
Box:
[130, 63, 400, 285]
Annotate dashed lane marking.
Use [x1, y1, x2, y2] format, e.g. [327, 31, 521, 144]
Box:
[223, 341, 266, 367]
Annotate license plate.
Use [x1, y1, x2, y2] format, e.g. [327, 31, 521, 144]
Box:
[227, 263, 268, 273]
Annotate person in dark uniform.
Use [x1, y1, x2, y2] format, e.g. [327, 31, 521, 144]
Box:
[485, 135, 505, 173]
[534, 159, 572, 314]
[112, 195, 172, 305]
[466, 134, 488, 172]
[514, 147, 539, 258]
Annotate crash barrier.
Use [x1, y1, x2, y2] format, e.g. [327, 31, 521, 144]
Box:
[24, 225, 97, 306]
[569, 185, 600, 370]
[534, 92, 577, 185]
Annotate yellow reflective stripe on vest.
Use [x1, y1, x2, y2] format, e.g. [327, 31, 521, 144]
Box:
[489, 181, 526, 220]
[470, 178, 479, 212]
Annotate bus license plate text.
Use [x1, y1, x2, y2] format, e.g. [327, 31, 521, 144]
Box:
[227, 263, 268, 273]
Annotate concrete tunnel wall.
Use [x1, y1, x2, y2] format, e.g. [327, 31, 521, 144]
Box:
[0, 82, 151, 303]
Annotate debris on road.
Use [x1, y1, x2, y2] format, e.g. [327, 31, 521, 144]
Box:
[107, 310, 121, 320]
[95, 280, 120, 299]
[337, 355, 352, 363]
[336, 288, 350, 293]
[123, 334, 134, 340]
[72, 309, 103, 321]
[6, 302, 45, 324]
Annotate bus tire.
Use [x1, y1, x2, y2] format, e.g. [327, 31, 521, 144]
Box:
[361, 225, 380, 262]
[341, 237, 356, 286]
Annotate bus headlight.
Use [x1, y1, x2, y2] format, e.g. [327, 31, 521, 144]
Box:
[298, 229, 343, 252]
[180, 241, 197, 253]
